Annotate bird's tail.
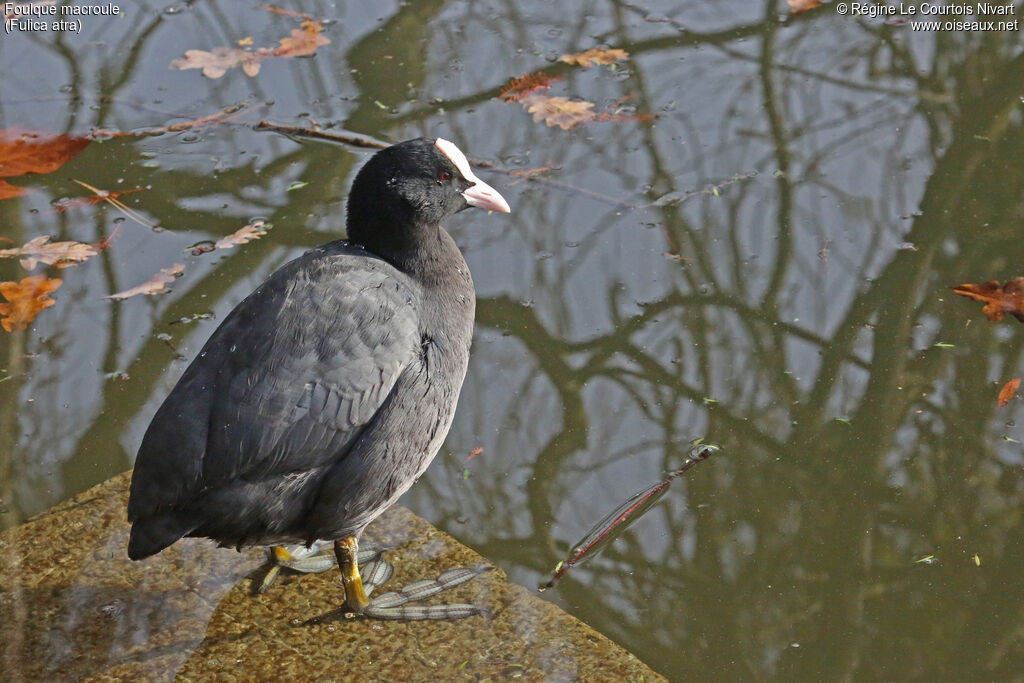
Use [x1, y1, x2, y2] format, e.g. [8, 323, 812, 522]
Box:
[127, 513, 198, 560]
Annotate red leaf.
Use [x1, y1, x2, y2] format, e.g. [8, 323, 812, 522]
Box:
[0, 129, 90, 186]
[498, 72, 562, 102]
[953, 279, 1024, 323]
[998, 378, 1020, 407]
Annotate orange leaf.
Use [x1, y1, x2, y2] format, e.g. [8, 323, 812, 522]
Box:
[498, 72, 562, 102]
[0, 274, 62, 332]
[0, 235, 98, 270]
[0, 179, 27, 199]
[522, 94, 596, 130]
[214, 219, 271, 250]
[108, 264, 185, 300]
[559, 47, 629, 67]
[466, 446, 484, 462]
[999, 378, 1021, 407]
[787, 0, 821, 13]
[259, 4, 314, 19]
[953, 279, 1024, 323]
[272, 20, 330, 57]
[0, 129, 90, 180]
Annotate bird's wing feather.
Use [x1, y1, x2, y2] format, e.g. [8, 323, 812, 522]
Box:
[128, 243, 421, 520]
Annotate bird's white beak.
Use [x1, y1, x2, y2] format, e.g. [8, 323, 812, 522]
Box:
[435, 138, 511, 214]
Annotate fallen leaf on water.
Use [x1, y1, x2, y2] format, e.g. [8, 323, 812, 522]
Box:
[522, 94, 595, 130]
[559, 47, 629, 67]
[953, 278, 1024, 323]
[214, 219, 271, 250]
[172, 47, 263, 79]
[998, 378, 1020, 407]
[53, 187, 146, 213]
[0, 235, 98, 270]
[0, 129, 90, 198]
[0, 274, 62, 332]
[498, 72, 562, 102]
[271, 20, 330, 57]
[0, 180, 27, 199]
[500, 76, 655, 131]
[259, 4, 314, 19]
[466, 446, 484, 462]
[172, 18, 329, 79]
[787, 0, 822, 13]
[71, 179, 156, 229]
[108, 264, 185, 300]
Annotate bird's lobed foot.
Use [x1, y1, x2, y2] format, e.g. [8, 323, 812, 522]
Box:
[262, 540, 492, 621]
[257, 540, 385, 594]
[356, 561, 492, 621]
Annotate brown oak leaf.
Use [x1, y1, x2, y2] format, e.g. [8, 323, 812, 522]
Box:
[0, 179, 27, 199]
[0, 129, 90, 198]
[271, 20, 330, 57]
[499, 72, 562, 102]
[214, 219, 271, 250]
[0, 274, 62, 332]
[172, 19, 329, 79]
[172, 47, 263, 79]
[0, 235, 98, 270]
[559, 47, 629, 67]
[522, 94, 596, 130]
[953, 279, 1024, 323]
[108, 264, 185, 300]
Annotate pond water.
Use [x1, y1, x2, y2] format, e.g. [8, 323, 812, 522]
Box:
[2, 0, 1023, 679]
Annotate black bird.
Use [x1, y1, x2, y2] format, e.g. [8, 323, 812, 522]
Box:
[128, 137, 510, 619]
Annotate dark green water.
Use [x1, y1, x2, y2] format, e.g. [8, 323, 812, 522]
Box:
[1, 1, 1023, 679]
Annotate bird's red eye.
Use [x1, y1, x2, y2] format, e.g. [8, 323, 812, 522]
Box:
[438, 172, 451, 182]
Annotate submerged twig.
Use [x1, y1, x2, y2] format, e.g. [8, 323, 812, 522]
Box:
[541, 445, 718, 590]
[92, 102, 254, 139]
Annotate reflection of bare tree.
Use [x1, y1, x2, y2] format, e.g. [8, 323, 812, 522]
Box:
[417, 8, 1024, 681]
[3, 0, 1024, 680]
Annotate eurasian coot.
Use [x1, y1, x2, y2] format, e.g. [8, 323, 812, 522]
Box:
[128, 137, 510, 619]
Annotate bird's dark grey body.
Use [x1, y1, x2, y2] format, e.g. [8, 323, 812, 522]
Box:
[128, 233, 474, 558]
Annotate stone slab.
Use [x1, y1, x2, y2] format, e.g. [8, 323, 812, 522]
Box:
[0, 471, 663, 682]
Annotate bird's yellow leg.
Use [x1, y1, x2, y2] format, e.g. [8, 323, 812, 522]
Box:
[335, 536, 370, 612]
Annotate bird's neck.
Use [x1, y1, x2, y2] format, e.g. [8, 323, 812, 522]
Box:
[349, 217, 472, 292]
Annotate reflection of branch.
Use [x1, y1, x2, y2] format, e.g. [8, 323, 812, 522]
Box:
[256, 120, 645, 208]
[94, 102, 255, 139]
[254, 121, 390, 150]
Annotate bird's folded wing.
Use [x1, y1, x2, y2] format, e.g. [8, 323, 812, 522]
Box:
[129, 243, 420, 519]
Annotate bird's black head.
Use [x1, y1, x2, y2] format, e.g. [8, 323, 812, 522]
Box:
[346, 138, 509, 259]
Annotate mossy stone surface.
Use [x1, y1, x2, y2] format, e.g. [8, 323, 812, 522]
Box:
[0, 471, 663, 682]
